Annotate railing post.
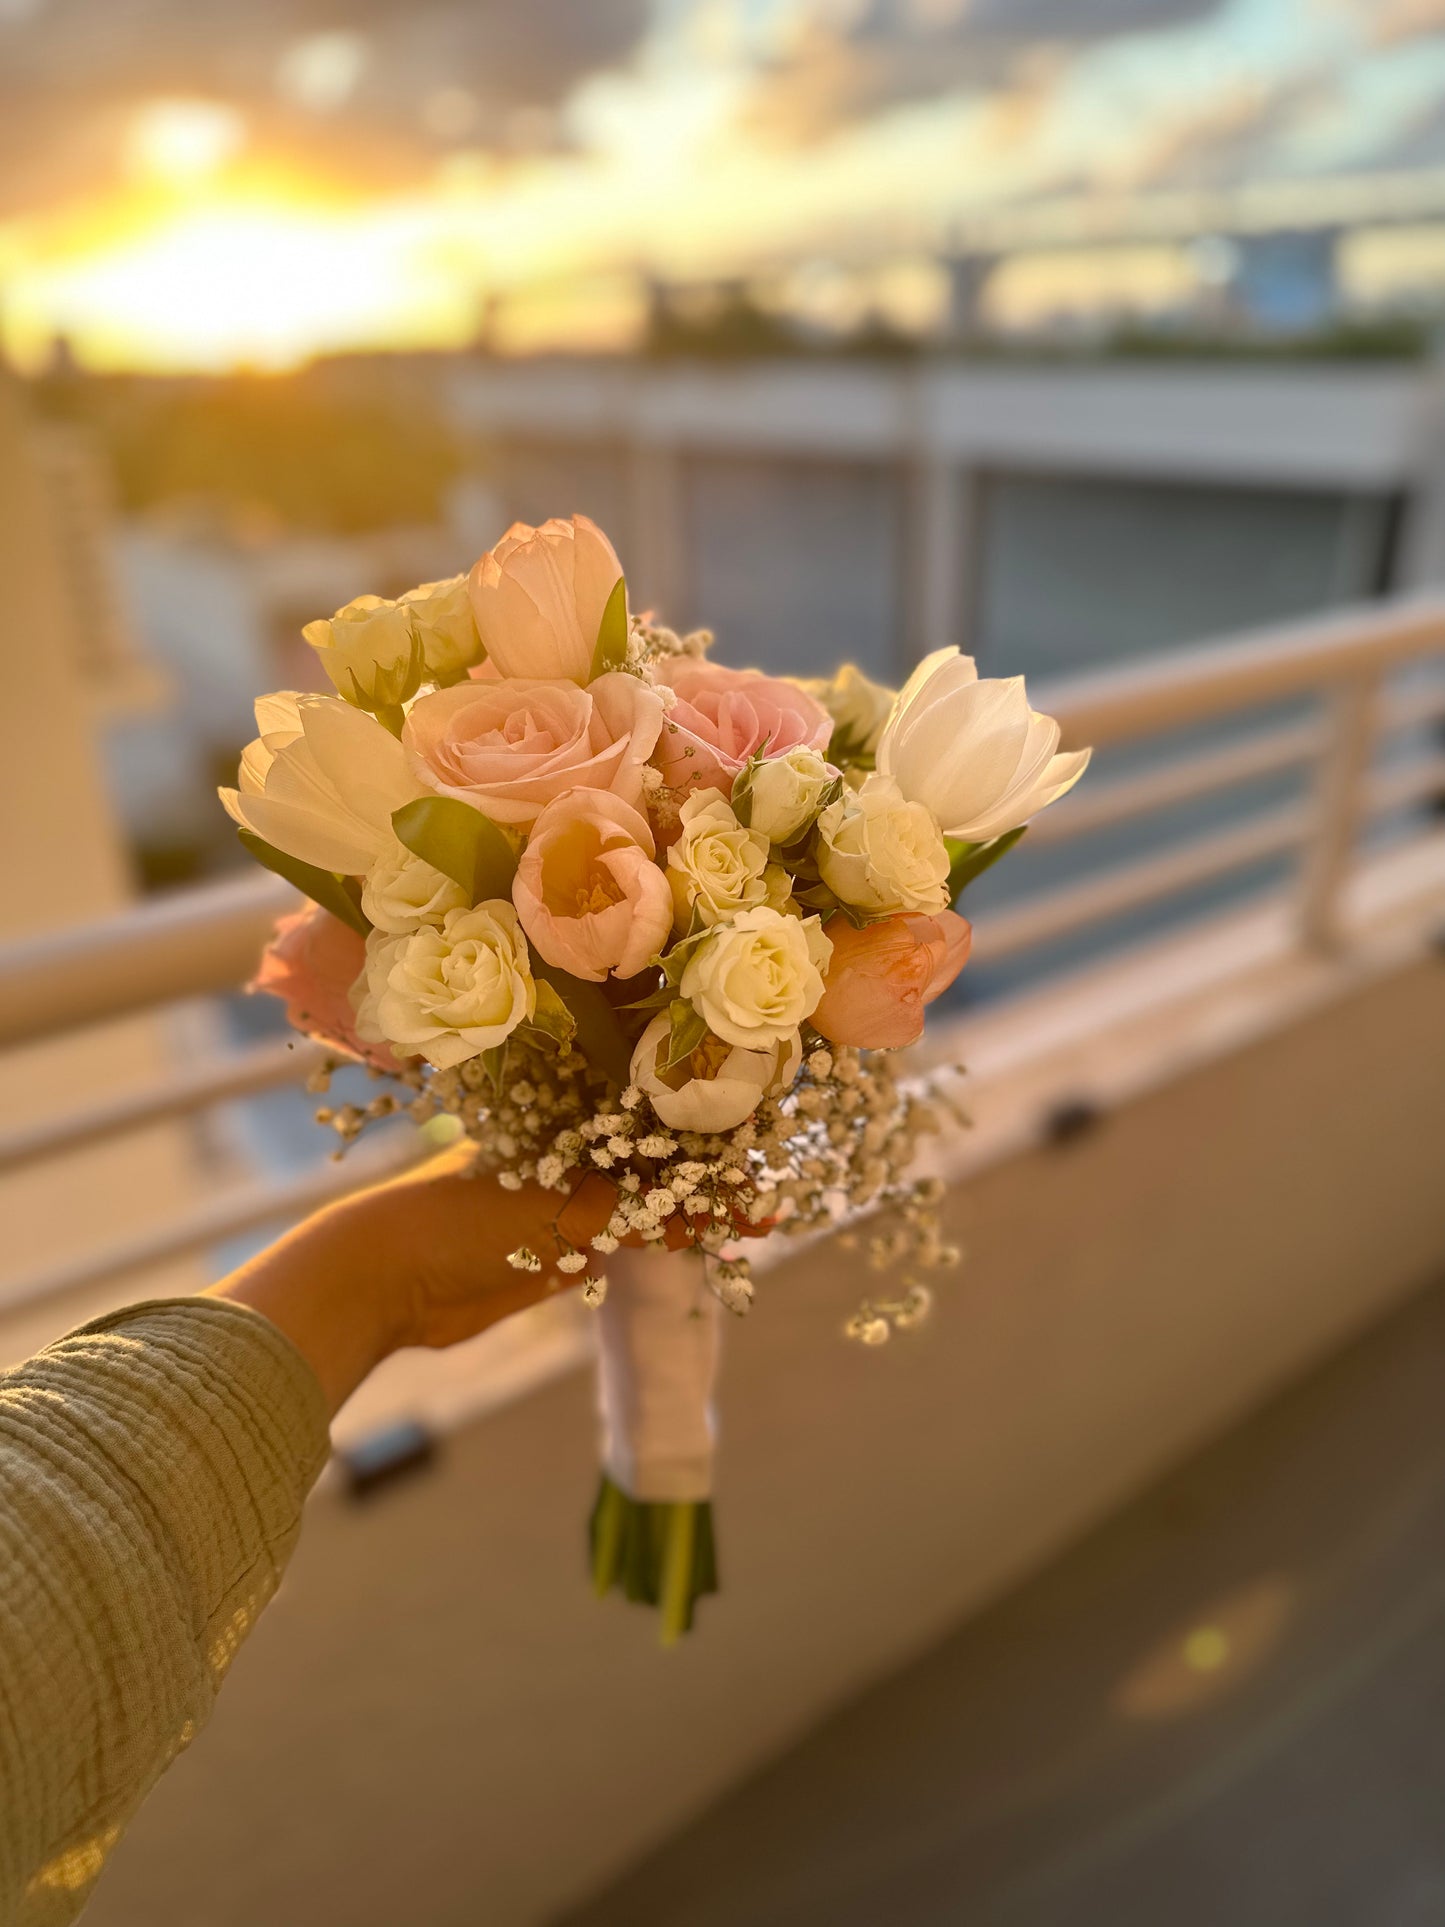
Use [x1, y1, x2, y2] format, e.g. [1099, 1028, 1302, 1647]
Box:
[1298, 670, 1380, 954]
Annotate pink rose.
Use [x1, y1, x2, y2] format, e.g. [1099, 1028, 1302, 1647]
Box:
[250, 902, 403, 1070]
[403, 671, 664, 828]
[654, 660, 832, 797]
[467, 514, 623, 683]
[513, 790, 673, 982]
[811, 910, 972, 1050]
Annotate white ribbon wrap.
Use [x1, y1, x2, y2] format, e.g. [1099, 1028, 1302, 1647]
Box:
[596, 1248, 720, 1503]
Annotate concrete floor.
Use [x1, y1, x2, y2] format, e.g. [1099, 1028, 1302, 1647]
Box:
[564, 1271, 1445, 1927]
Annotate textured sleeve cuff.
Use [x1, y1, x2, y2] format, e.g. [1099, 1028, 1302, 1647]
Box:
[0, 1296, 331, 1925]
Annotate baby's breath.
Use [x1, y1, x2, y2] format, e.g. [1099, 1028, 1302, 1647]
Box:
[319, 1008, 962, 1329]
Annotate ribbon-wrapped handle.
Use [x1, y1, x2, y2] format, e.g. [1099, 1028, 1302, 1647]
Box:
[591, 1247, 722, 1639]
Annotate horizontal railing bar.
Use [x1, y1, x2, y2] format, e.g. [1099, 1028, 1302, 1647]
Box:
[1041, 596, 1445, 749]
[976, 804, 1309, 960]
[1367, 753, 1445, 815]
[0, 1037, 324, 1177]
[1029, 719, 1324, 846]
[0, 871, 295, 1052]
[0, 1134, 422, 1318]
[1381, 679, 1445, 732]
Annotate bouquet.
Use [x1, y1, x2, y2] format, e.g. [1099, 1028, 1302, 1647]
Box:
[222, 514, 1089, 1639]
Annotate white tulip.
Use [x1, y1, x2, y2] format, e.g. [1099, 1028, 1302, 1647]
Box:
[816, 771, 950, 917]
[631, 1012, 802, 1133]
[679, 906, 832, 1051]
[220, 692, 423, 874]
[361, 837, 468, 934]
[877, 648, 1090, 843]
[302, 595, 423, 713]
[357, 901, 535, 1069]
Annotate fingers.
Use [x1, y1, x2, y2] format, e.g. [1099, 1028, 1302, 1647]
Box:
[554, 1173, 620, 1256]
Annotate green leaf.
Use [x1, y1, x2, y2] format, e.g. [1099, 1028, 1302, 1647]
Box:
[621, 982, 675, 1015]
[729, 742, 769, 828]
[531, 960, 634, 1085]
[529, 979, 577, 1049]
[791, 880, 841, 915]
[392, 797, 518, 904]
[237, 830, 370, 936]
[658, 926, 709, 989]
[662, 998, 708, 1072]
[589, 574, 629, 681]
[946, 825, 1028, 903]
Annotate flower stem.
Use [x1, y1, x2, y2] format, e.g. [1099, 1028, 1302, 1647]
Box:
[659, 1502, 697, 1647]
[587, 1476, 718, 1640]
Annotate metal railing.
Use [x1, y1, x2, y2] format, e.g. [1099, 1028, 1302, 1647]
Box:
[3, 592, 1445, 1316]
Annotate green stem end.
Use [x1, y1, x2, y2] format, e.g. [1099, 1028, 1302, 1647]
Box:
[588, 1475, 718, 1644]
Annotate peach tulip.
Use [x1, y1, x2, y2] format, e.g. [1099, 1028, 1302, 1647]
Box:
[811, 910, 972, 1050]
[251, 901, 403, 1070]
[512, 790, 673, 982]
[467, 514, 623, 683]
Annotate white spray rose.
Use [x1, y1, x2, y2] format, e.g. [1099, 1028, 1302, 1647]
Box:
[679, 906, 832, 1050]
[795, 663, 896, 762]
[745, 746, 835, 845]
[303, 595, 423, 714]
[361, 837, 468, 934]
[219, 692, 423, 874]
[666, 788, 777, 931]
[630, 1013, 802, 1132]
[816, 771, 950, 917]
[401, 575, 485, 683]
[358, 900, 535, 1069]
[876, 647, 1091, 843]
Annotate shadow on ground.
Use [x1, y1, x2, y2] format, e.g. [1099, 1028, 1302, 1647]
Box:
[563, 1272, 1445, 1927]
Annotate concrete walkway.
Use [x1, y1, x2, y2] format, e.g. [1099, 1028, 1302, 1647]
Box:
[564, 1272, 1445, 1927]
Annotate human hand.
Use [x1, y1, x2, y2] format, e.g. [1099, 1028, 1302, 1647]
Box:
[210, 1142, 617, 1417]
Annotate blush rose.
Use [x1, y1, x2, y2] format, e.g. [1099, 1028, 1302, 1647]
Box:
[653, 660, 832, 798]
[403, 671, 663, 828]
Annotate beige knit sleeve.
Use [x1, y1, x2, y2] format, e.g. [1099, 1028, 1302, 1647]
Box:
[0, 1298, 331, 1927]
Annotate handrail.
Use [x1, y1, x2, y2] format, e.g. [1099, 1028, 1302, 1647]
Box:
[0, 870, 294, 1051]
[0, 1037, 323, 1176]
[1028, 717, 1325, 846]
[0, 1133, 420, 1316]
[1043, 595, 1445, 748]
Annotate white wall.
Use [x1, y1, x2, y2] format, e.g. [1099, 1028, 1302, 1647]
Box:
[84, 953, 1445, 1927]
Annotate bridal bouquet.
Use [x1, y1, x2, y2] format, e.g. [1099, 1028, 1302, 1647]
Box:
[223, 514, 1088, 1639]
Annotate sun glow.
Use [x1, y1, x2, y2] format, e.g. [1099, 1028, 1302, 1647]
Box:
[2, 185, 494, 374]
[125, 100, 246, 189]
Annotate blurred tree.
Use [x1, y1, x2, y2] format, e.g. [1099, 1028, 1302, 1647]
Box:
[33, 363, 466, 534]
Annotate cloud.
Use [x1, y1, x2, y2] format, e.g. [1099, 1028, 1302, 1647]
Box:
[0, 0, 649, 212]
[735, 0, 1230, 146]
[1332, 0, 1445, 48]
[956, 0, 1224, 33]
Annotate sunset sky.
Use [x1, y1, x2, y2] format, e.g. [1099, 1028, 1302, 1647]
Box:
[2, 0, 1445, 371]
